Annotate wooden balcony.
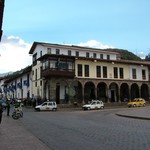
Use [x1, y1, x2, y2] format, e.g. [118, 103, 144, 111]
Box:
[42, 68, 75, 78]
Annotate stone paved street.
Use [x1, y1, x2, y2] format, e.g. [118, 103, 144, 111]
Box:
[1, 106, 150, 150]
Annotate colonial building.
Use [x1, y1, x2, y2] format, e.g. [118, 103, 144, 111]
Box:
[1, 66, 32, 100]
[29, 42, 150, 104]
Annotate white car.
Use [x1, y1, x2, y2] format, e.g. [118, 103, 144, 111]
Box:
[82, 100, 104, 110]
[35, 101, 57, 111]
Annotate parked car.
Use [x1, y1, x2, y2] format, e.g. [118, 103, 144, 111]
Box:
[127, 98, 146, 107]
[35, 101, 57, 111]
[82, 100, 104, 110]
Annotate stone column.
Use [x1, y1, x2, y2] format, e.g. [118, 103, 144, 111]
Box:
[95, 87, 97, 99]
[82, 87, 85, 104]
[139, 85, 141, 98]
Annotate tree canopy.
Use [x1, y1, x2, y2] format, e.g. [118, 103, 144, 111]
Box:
[145, 53, 150, 61]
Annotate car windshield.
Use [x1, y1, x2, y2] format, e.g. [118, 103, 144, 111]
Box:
[42, 103, 47, 106]
[132, 99, 137, 102]
[91, 102, 96, 105]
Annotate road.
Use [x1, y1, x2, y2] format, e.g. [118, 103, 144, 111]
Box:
[20, 108, 150, 150]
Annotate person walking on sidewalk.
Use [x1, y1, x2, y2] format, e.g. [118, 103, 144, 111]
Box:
[0, 103, 3, 124]
[6, 99, 11, 116]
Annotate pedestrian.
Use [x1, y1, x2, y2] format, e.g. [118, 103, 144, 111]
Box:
[0, 103, 3, 124]
[6, 99, 11, 116]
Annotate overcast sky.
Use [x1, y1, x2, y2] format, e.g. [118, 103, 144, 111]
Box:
[0, 0, 150, 73]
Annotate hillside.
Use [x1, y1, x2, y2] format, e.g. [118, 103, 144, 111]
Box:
[0, 49, 142, 77]
[105, 48, 141, 61]
[0, 72, 13, 77]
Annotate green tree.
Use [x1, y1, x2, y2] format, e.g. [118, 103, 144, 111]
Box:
[145, 53, 150, 61]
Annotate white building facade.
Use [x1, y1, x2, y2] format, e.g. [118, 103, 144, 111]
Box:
[1, 66, 32, 100]
[29, 42, 150, 104]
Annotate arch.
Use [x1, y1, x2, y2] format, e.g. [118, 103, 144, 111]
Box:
[141, 84, 149, 100]
[97, 82, 107, 103]
[120, 83, 129, 102]
[109, 82, 119, 102]
[84, 81, 95, 103]
[131, 83, 139, 100]
[70, 81, 83, 104]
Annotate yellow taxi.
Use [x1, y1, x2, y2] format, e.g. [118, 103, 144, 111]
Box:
[127, 98, 146, 107]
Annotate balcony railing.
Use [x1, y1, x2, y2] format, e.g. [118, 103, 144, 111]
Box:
[41, 68, 75, 78]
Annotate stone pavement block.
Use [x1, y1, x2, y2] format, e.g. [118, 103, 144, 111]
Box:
[0, 113, 50, 150]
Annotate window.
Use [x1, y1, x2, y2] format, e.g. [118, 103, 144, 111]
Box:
[114, 67, 118, 78]
[47, 48, 51, 54]
[42, 103, 47, 106]
[58, 62, 68, 70]
[107, 55, 110, 60]
[40, 51, 42, 57]
[40, 80, 42, 86]
[45, 60, 49, 69]
[78, 64, 82, 76]
[142, 69, 146, 80]
[35, 69, 37, 80]
[56, 49, 60, 54]
[48, 103, 52, 106]
[50, 60, 57, 68]
[35, 82, 37, 87]
[84, 65, 89, 77]
[86, 52, 89, 58]
[33, 53, 37, 66]
[27, 74, 30, 87]
[76, 51, 79, 57]
[103, 66, 107, 78]
[42, 61, 45, 70]
[119, 68, 124, 79]
[20, 78, 22, 88]
[67, 61, 74, 70]
[68, 50, 71, 56]
[96, 66, 101, 77]
[132, 68, 136, 79]
[40, 67, 42, 79]
[100, 54, 103, 59]
[93, 53, 97, 58]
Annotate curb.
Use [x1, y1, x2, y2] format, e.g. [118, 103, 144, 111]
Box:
[116, 113, 150, 121]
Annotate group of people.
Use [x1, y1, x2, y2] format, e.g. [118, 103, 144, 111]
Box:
[0, 98, 22, 124]
[0, 98, 10, 124]
[0, 102, 3, 124]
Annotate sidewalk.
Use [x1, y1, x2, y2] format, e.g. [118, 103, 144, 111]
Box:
[116, 106, 150, 120]
[0, 112, 50, 150]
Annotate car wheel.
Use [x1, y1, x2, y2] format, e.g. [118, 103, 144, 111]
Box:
[101, 106, 104, 109]
[87, 107, 90, 110]
[35, 108, 40, 111]
[52, 108, 57, 111]
[143, 104, 145, 107]
[133, 104, 136, 107]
